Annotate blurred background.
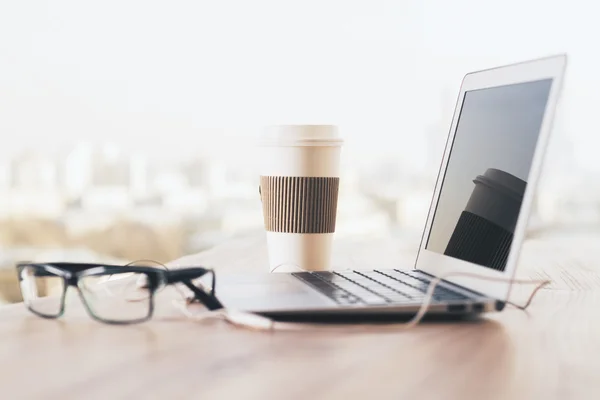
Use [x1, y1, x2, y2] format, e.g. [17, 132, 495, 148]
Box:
[0, 0, 598, 305]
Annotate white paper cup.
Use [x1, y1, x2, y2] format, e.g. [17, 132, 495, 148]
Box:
[259, 125, 343, 272]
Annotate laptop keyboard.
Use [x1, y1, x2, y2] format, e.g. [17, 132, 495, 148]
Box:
[292, 269, 471, 306]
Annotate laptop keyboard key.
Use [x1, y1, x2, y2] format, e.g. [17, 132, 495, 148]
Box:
[364, 272, 426, 299]
[352, 271, 414, 302]
[388, 270, 468, 301]
[294, 272, 388, 306]
[313, 271, 336, 280]
[293, 269, 471, 307]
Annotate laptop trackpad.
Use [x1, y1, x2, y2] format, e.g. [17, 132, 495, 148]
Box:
[216, 272, 334, 312]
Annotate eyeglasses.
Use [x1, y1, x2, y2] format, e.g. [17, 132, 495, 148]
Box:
[15, 262, 223, 325]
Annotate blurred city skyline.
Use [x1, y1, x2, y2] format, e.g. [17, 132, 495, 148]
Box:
[1, 0, 599, 172]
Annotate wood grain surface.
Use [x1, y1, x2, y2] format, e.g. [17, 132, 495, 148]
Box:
[0, 233, 599, 400]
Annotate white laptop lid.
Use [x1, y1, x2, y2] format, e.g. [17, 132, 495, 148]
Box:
[415, 54, 567, 301]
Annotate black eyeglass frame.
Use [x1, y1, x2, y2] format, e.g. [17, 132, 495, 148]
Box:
[16, 262, 222, 325]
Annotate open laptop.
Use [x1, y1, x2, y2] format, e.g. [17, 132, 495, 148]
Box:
[215, 54, 567, 319]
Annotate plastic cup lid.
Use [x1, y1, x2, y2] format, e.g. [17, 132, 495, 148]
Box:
[259, 125, 343, 147]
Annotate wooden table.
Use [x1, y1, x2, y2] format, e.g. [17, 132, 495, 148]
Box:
[1, 233, 600, 399]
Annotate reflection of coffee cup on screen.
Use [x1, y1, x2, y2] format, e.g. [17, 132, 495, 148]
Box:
[258, 125, 343, 272]
[444, 168, 527, 271]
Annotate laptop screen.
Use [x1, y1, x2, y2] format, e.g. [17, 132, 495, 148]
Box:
[425, 79, 553, 272]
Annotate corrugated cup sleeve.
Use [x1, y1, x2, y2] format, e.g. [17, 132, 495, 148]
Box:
[260, 176, 339, 233]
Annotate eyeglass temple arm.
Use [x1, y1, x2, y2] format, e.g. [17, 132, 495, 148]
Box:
[181, 281, 223, 310]
[165, 268, 223, 311]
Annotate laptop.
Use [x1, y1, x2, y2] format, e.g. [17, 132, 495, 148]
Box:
[215, 54, 567, 319]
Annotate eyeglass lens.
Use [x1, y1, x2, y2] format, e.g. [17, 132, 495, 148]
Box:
[19, 266, 66, 318]
[77, 271, 154, 323]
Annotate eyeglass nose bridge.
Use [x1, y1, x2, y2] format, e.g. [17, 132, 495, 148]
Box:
[66, 276, 79, 287]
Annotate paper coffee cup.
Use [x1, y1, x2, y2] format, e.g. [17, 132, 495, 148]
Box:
[258, 125, 343, 272]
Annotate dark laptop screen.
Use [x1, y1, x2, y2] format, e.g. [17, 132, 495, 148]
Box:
[425, 79, 553, 272]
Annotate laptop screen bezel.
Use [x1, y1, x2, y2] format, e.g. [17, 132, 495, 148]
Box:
[414, 55, 567, 301]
